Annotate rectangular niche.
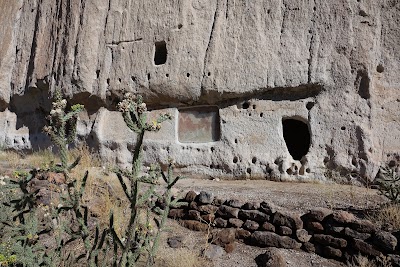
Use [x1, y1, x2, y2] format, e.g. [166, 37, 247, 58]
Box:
[178, 106, 220, 143]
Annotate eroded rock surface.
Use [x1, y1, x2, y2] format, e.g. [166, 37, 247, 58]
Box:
[1, 0, 399, 182]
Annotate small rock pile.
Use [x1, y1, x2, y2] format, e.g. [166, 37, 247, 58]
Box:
[165, 190, 400, 266]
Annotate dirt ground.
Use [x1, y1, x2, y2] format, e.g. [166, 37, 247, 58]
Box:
[174, 178, 383, 214]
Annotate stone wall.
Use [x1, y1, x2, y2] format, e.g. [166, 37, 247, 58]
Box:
[167, 190, 400, 265]
[1, 0, 400, 182]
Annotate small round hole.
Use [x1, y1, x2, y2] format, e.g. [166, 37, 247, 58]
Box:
[260, 113, 264, 118]
[233, 156, 238, 163]
[234, 139, 238, 144]
[246, 168, 252, 174]
[186, 73, 190, 77]
[207, 72, 211, 76]
[252, 104, 256, 109]
[178, 23, 183, 29]
[341, 126, 346, 130]
[252, 157, 257, 164]
[242, 101, 250, 109]
[376, 64, 384, 73]
[210, 147, 215, 152]
[131, 76, 136, 82]
[306, 168, 311, 173]
[166, 73, 169, 77]
[306, 102, 315, 110]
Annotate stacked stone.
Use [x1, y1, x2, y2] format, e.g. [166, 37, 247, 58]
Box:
[302, 208, 399, 263]
[165, 191, 399, 265]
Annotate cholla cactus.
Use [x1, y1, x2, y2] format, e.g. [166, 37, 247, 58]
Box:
[376, 166, 400, 204]
[114, 93, 182, 266]
[43, 90, 84, 171]
[117, 93, 171, 135]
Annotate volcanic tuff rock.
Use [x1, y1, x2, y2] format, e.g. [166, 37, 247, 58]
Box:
[0, 0, 399, 182]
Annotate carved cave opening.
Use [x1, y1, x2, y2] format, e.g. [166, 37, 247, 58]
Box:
[154, 41, 167, 65]
[356, 70, 370, 99]
[282, 118, 310, 160]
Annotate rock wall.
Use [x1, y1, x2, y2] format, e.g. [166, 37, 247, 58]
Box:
[0, 0, 400, 182]
[167, 190, 400, 265]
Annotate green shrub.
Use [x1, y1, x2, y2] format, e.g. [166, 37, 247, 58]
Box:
[0, 91, 182, 267]
[376, 166, 400, 204]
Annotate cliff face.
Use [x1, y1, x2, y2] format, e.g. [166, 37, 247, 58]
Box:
[1, 0, 399, 182]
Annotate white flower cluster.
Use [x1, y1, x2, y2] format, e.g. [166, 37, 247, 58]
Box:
[137, 103, 147, 114]
[149, 120, 162, 131]
[117, 93, 147, 114]
[117, 98, 132, 113]
[40, 204, 51, 218]
[50, 108, 63, 116]
[124, 92, 136, 101]
[0, 175, 9, 186]
[46, 98, 68, 127]
[52, 99, 67, 110]
[42, 125, 53, 134]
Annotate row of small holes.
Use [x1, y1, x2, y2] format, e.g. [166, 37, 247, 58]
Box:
[106, 72, 194, 84]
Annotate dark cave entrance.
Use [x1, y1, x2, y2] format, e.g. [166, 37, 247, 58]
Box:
[154, 41, 167, 65]
[282, 118, 311, 160]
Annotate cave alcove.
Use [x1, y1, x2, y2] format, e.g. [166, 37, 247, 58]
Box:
[282, 118, 311, 160]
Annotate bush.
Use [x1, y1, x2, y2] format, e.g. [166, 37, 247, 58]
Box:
[376, 166, 400, 204]
[0, 91, 182, 266]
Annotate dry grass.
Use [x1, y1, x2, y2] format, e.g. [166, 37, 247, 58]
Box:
[0, 149, 59, 170]
[0, 150, 23, 169]
[80, 168, 129, 236]
[0, 146, 125, 233]
[154, 247, 208, 267]
[27, 149, 58, 168]
[367, 203, 400, 230]
[0, 144, 100, 171]
[69, 144, 102, 170]
[348, 254, 393, 267]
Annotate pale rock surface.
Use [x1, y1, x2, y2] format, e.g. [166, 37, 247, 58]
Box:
[0, 0, 399, 182]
